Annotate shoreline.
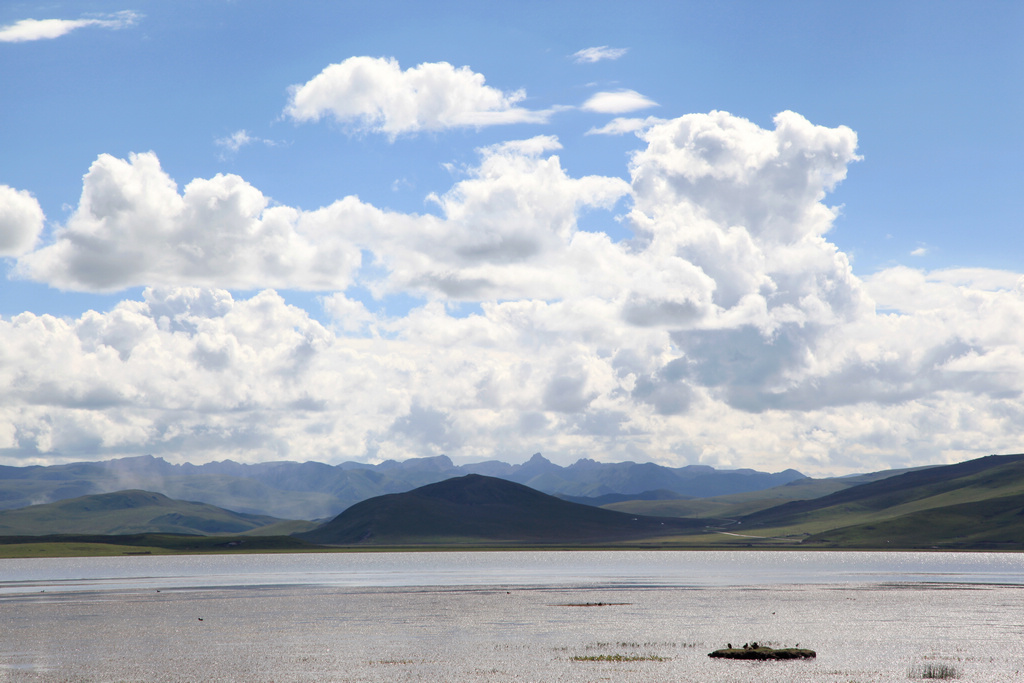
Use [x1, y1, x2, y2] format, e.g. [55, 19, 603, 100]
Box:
[4, 540, 1020, 559]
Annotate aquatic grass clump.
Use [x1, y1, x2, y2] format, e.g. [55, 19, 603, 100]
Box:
[554, 601, 631, 607]
[571, 653, 667, 662]
[909, 662, 960, 679]
[581, 640, 685, 650]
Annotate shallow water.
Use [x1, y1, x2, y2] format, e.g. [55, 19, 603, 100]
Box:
[3, 550, 1023, 594]
[2, 552, 1024, 682]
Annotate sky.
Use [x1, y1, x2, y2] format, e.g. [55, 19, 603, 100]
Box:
[1, 1, 1022, 476]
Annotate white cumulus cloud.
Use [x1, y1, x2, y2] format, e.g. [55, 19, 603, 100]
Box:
[13, 140, 630, 299]
[377, 135, 631, 300]
[0, 185, 45, 256]
[14, 152, 361, 291]
[285, 56, 553, 138]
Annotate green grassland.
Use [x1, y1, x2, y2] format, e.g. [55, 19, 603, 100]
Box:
[803, 492, 1024, 549]
[603, 467, 927, 520]
[0, 541, 174, 558]
[242, 519, 320, 536]
[0, 533, 323, 558]
[604, 478, 855, 519]
[0, 489, 293, 536]
[626, 455, 1021, 549]
[728, 454, 1024, 546]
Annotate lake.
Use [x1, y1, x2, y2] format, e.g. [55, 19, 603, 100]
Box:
[2, 550, 1023, 681]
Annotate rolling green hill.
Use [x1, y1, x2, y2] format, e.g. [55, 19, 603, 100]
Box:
[602, 467, 928, 519]
[0, 490, 294, 536]
[803, 492, 1024, 549]
[742, 454, 1024, 528]
[297, 474, 713, 545]
[604, 478, 856, 519]
[723, 453, 1024, 547]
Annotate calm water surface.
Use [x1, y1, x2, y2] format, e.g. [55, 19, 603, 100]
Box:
[2, 551, 1023, 682]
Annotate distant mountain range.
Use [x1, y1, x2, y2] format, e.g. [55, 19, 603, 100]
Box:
[0, 453, 806, 519]
[1, 453, 1022, 549]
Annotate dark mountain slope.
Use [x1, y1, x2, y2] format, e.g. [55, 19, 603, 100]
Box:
[0, 490, 286, 536]
[741, 453, 1024, 531]
[297, 474, 711, 545]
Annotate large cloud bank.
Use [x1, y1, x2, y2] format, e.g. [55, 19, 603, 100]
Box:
[6, 108, 1024, 473]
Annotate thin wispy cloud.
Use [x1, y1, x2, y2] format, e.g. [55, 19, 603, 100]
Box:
[215, 130, 278, 155]
[572, 46, 628, 63]
[0, 11, 139, 43]
[582, 89, 658, 114]
[585, 115, 665, 136]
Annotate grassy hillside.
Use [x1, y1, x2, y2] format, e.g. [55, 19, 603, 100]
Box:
[604, 478, 853, 519]
[740, 454, 1024, 534]
[0, 490, 290, 536]
[597, 455, 1024, 550]
[603, 467, 928, 519]
[298, 474, 713, 545]
[243, 519, 320, 536]
[804, 492, 1024, 549]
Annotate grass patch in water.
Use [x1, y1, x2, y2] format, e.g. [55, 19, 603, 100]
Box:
[571, 653, 667, 662]
[581, 641, 689, 650]
[554, 601, 631, 607]
[909, 662, 960, 679]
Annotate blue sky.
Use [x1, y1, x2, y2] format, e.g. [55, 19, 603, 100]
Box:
[1, 1, 1022, 475]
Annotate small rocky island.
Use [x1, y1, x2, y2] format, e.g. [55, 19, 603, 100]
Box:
[708, 642, 816, 660]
